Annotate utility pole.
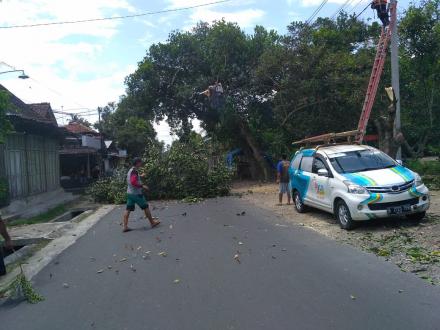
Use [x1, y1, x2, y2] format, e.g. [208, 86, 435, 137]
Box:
[390, 0, 402, 161]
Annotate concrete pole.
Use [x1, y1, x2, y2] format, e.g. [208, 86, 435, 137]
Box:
[390, 0, 402, 161]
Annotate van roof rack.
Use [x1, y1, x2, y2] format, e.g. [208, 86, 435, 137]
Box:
[293, 130, 360, 146]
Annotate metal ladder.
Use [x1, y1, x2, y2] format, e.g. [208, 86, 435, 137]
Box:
[356, 1, 396, 143]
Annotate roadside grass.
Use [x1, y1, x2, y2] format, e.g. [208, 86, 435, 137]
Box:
[8, 204, 67, 227]
[405, 159, 440, 190]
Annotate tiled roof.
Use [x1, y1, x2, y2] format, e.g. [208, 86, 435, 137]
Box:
[29, 103, 57, 125]
[0, 84, 53, 124]
[64, 122, 98, 135]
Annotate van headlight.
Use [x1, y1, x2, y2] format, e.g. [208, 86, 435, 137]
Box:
[414, 173, 423, 187]
[344, 181, 367, 194]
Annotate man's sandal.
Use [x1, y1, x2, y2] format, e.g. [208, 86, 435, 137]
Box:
[151, 220, 160, 228]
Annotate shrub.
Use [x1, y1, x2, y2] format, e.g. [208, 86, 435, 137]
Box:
[87, 168, 127, 204]
[405, 159, 440, 190]
[88, 139, 233, 203]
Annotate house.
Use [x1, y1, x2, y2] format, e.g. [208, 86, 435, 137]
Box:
[0, 84, 73, 217]
[59, 123, 127, 188]
[59, 122, 102, 188]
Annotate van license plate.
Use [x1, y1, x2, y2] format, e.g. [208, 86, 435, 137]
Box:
[387, 205, 412, 215]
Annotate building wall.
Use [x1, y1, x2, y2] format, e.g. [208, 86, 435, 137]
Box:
[0, 133, 60, 199]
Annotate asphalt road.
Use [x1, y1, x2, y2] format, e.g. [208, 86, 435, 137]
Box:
[1, 197, 440, 330]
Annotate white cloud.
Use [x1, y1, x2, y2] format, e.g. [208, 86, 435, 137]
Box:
[288, 0, 354, 7]
[188, 8, 265, 28]
[164, 0, 264, 29]
[0, 0, 136, 126]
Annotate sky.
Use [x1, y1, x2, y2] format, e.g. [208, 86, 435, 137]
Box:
[0, 0, 413, 144]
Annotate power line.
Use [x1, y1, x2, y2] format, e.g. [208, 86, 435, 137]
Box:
[348, 0, 366, 15]
[330, 0, 355, 19]
[306, 0, 329, 24]
[0, 0, 231, 29]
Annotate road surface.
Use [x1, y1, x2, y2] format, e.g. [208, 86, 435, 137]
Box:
[1, 197, 439, 330]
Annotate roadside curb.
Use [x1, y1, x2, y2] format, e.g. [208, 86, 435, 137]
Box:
[0, 204, 116, 296]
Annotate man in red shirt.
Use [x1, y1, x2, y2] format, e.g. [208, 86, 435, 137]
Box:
[123, 158, 160, 232]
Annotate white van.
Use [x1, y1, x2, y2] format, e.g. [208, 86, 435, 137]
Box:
[289, 144, 430, 229]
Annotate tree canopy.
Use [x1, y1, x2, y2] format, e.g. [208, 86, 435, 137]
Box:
[96, 0, 440, 178]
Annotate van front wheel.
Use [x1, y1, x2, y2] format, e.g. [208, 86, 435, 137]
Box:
[335, 200, 356, 230]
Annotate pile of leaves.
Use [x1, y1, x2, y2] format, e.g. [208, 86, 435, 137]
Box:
[87, 168, 127, 204]
[88, 138, 232, 203]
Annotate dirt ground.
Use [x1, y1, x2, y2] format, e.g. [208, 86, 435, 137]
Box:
[231, 181, 440, 285]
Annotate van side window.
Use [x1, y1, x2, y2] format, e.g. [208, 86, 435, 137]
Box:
[312, 158, 327, 174]
[291, 154, 302, 169]
[300, 156, 313, 173]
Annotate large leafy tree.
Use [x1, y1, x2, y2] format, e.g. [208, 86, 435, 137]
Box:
[124, 21, 281, 179]
[399, 0, 440, 156]
[94, 101, 158, 156]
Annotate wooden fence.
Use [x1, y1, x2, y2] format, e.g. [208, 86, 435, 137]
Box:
[0, 133, 60, 199]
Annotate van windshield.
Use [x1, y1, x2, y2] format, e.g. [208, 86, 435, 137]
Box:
[329, 150, 396, 174]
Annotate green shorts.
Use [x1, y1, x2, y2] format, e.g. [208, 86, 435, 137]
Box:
[126, 194, 148, 211]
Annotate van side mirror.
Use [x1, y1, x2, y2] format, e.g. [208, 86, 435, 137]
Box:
[396, 160, 403, 165]
[317, 169, 329, 177]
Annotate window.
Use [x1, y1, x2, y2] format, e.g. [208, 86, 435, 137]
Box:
[291, 154, 302, 170]
[312, 158, 327, 174]
[329, 149, 396, 174]
[300, 156, 313, 172]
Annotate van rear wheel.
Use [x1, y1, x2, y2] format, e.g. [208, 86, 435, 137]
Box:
[335, 200, 356, 230]
[293, 190, 307, 213]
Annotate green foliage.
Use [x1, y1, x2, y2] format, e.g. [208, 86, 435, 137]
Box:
[405, 159, 440, 190]
[96, 1, 439, 168]
[11, 267, 44, 304]
[94, 102, 158, 156]
[87, 168, 127, 204]
[88, 137, 232, 203]
[141, 136, 232, 200]
[405, 159, 440, 176]
[0, 91, 12, 144]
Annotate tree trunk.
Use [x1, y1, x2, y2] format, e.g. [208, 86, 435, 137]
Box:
[375, 105, 399, 158]
[239, 121, 269, 181]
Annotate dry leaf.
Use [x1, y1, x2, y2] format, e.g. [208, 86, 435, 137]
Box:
[97, 269, 104, 274]
[158, 251, 168, 257]
[119, 258, 127, 262]
[173, 279, 181, 284]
